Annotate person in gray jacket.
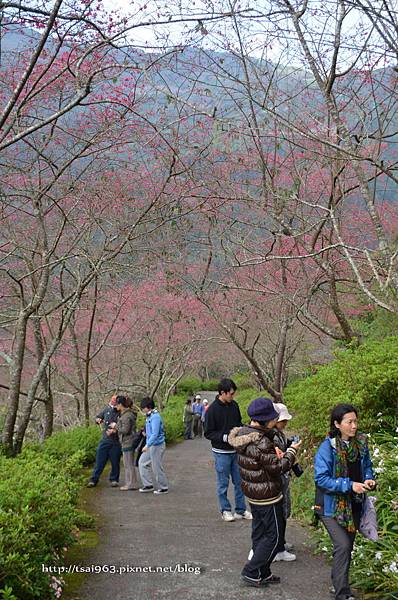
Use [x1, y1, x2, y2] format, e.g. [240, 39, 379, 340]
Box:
[109, 396, 138, 490]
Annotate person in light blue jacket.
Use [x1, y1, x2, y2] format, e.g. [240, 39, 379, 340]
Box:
[314, 404, 376, 600]
[138, 397, 169, 494]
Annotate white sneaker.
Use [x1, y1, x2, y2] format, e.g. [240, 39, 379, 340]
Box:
[273, 550, 296, 562]
[234, 510, 253, 520]
[221, 511, 235, 522]
[248, 549, 254, 560]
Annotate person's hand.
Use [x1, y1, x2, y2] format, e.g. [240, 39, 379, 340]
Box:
[95, 418, 102, 425]
[363, 479, 376, 490]
[142, 445, 148, 452]
[352, 482, 368, 493]
[291, 440, 302, 450]
[275, 447, 284, 459]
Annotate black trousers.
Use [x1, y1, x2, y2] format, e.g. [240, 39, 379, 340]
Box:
[276, 514, 287, 552]
[321, 516, 356, 600]
[184, 421, 193, 439]
[242, 501, 283, 581]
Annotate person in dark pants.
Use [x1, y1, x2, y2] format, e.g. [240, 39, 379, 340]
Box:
[183, 399, 194, 440]
[272, 402, 297, 561]
[87, 395, 122, 488]
[192, 395, 205, 438]
[228, 397, 301, 587]
[314, 404, 375, 600]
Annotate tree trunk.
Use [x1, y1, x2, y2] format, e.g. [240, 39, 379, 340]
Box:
[33, 316, 54, 438]
[274, 318, 289, 395]
[1, 312, 29, 454]
[83, 277, 98, 426]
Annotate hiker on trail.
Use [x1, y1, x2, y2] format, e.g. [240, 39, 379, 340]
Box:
[183, 398, 194, 440]
[192, 394, 205, 438]
[271, 402, 297, 562]
[203, 399, 209, 413]
[228, 397, 301, 588]
[314, 404, 376, 600]
[138, 397, 169, 495]
[87, 395, 122, 488]
[204, 378, 252, 522]
[109, 395, 138, 491]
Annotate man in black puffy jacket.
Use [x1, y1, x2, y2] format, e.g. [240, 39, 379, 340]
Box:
[228, 397, 301, 587]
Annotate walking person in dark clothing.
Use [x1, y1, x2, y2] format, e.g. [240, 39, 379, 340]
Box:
[183, 399, 194, 440]
[228, 397, 301, 587]
[87, 395, 122, 488]
[192, 394, 205, 438]
[204, 378, 251, 522]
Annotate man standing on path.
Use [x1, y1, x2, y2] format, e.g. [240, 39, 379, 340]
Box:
[183, 398, 194, 440]
[87, 395, 121, 488]
[204, 378, 252, 522]
[138, 397, 169, 494]
[192, 394, 205, 438]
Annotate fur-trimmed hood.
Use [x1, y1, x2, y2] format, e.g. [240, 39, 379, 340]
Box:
[228, 424, 297, 504]
[228, 426, 262, 449]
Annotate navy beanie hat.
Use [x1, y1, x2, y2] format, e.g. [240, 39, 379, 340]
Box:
[247, 397, 279, 422]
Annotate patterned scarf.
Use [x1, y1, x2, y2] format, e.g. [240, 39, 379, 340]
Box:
[333, 433, 367, 532]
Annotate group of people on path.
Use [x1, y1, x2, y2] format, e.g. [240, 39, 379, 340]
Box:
[204, 378, 376, 600]
[183, 394, 209, 439]
[87, 378, 376, 600]
[87, 395, 168, 494]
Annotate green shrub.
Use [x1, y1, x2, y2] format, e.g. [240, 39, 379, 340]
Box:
[350, 429, 398, 597]
[162, 392, 185, 442]
[284, 337, 398, 444]
[0, 427, 99, 600]
[231, 371, 257, 391]
[40, 426, 101, 465]
[174, 376, 221, 395]
[175, 376, 203, 395]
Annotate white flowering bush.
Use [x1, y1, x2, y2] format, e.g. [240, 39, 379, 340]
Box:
[350, 428, 398, 598]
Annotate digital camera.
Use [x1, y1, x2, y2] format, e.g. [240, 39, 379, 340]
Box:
[291, 463, 304, 478]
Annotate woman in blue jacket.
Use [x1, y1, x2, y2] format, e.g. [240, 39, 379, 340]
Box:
[314, 403, 375, 600]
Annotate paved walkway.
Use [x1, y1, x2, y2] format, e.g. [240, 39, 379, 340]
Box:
[74, 437, 331, 600]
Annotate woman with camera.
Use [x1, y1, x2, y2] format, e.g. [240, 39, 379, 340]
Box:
[272, 403, 301, 562]
[314, 403, 376, 600]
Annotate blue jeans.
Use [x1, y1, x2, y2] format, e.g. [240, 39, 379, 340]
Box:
[212, 451, 246, 513]
[91, 438, 121, 484]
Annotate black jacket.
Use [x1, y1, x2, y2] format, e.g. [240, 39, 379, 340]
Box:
[96, 405, 120, 444]
[204, 397, 242, 451]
